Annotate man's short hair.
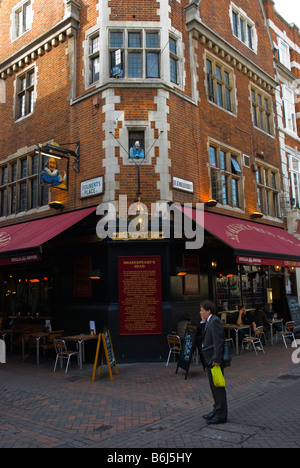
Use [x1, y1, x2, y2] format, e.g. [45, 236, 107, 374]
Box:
[200, 299, 216, 315]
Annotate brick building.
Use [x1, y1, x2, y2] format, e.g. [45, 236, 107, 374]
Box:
[0, 0, 300, 361]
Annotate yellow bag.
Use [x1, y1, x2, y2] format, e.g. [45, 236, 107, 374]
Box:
[211, 365, 226, 387]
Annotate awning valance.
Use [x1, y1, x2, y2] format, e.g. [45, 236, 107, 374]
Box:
[176, 206, 300, 266]
[0, 206, 96, 265]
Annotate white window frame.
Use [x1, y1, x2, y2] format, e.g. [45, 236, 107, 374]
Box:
[12, 0, 33, 41]
[289, 155, 300, 208]
[15, 66, 36, 121]
[230, 3, 257, 53]
[282, 85, 297, 134]
[108, 29, 161, 81]
[277, 38, 291, 70]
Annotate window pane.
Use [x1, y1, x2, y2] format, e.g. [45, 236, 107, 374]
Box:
[225, 88, 231, 111]
[209, 146, 217, 167]
[90, 36, 99, 54]
[232, 11, 238, 36]
[21, 159, 27, 178]
[1, 167, 8, 186]
[232, 178, 239, 206]
[146, 52, 159, 78]
[110, 32, 123, 48]
[217, 83, 223, 107]
[11, 163, 17, 182]
[91, 56, 100, 82]
[146, 33, 159, 48]
[31, 154, 38, 175]
[1, 189, 7, 217]
[111, 50, 123, 77]
[128, 53, 142, 78]
[31, 179, 38, 209]
[20, 182, 27, 211]
[169, 38, 176, 54]
[170, 57, 177, 83]
[128, 32, 141, 48]
[24, 2, 32, 31]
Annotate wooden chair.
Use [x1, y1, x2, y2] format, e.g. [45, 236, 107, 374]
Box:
[276, 321, 296, 348]
[241, 326, 265, 356]
[166, 335, 181, 366]
[53, 339, 79, 373]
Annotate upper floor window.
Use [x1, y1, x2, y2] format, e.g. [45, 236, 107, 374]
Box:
[15, 68, 35, 120]
[289, 156, 300, 209]
[0, 153, 48, 217]
[12, 1, 32, 40]
[206, 56, 235, 113]
[250, 87, 273, 135]
[88, 34, 100, 85]
[109, 30, 160, 79]
[277, 39, 291, 70]
[231, 4, 256, 51]
[282, 85, 297, 134]
[169, 38, 179, 84]
[209, 143, 243, 208]
[255, 164, 280, 218]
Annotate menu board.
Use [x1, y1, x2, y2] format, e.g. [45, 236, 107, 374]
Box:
[118, 256, 162, 335]
[176, 324, 198, 379]
[286, 296, 300, 328]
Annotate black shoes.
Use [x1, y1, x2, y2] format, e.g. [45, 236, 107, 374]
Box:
[206, 416, 227, 425]
[203, 412, 227, 424]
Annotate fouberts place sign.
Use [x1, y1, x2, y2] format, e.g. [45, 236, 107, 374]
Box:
[81, 177, 103, 198]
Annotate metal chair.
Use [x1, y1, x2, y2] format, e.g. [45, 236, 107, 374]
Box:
[166, 335, 181, 366]
[53, 339, 79, 373]
[241, 326, 265, 356]
[276, 321, 296, 348]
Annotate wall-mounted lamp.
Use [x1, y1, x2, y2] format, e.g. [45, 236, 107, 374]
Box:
[274, 265, 282, 272]
[211, 261, 217, 269]
[176, 267, 187, 276]
[49, 201, 64, 210]
[205, 199, 218, 208]
[36, 141, 80, 173]
[89, 269, 101, 280]
[251, 211, 264, 219]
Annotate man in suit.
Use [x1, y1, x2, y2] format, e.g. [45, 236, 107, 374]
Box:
[200, 299, 228, 424]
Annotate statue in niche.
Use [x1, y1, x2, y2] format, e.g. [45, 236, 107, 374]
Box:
[129, 141, 145, 160]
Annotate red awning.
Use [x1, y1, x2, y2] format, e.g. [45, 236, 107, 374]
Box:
[177, 206, 300, 266]
[0, 206, 96, 265]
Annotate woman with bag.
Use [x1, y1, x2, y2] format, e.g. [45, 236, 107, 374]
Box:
[200, 300, 228, 425]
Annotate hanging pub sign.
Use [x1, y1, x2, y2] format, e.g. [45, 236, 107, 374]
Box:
[37, 143, 70, 191]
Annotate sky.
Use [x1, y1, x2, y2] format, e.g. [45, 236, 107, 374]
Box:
[273, 0, 300, 28]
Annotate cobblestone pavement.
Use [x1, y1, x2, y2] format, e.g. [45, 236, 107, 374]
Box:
[0, 341, 300, 449]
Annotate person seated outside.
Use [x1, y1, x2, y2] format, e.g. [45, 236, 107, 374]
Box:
[265, 303, 284, 332]
[236, 306, 262, 350]
[254, 304, 270, 336]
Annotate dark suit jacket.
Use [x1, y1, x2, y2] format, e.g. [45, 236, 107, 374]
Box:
[201, 314, 225, 366]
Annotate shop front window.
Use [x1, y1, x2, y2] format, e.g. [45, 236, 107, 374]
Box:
[3, 271, 54, 319]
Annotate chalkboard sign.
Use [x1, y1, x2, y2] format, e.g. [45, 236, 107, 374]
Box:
[92, 329, 118, 382]
[176, 324, 198, 379]
[103, 328, 116, 369]
[286, 296, 300, 330]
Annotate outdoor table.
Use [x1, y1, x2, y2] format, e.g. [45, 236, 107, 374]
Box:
[63, 334, 98, 370]
[222, 324, 251, 355]
[31, 332, 50, 365]
[269, 319, 283, 346]
[31, 330, 64, 365]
